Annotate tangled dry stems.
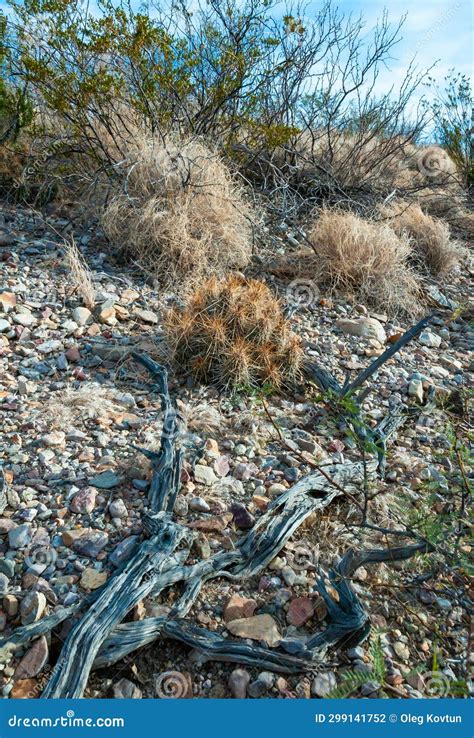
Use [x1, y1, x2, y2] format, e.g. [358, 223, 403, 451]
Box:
[306, 208, 422, 314]
[101, 135, 254, 289]
[63, 238, 96, 309]
[165, 274, 303, 389]
[378, 200, 463, 275]
[39, 383, 136, 430]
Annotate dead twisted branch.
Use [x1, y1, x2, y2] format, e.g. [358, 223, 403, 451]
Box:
[1, 321, 436, 697]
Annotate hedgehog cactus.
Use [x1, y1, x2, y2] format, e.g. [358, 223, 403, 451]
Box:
[165, 274, 303, 389]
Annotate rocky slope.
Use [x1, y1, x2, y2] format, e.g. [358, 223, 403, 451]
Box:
[0, 203, 472, 700]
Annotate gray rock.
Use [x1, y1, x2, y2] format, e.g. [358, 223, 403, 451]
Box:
[232, 463, 255, 481]
[419, 330, 441, 348]
[228, 668, 250, 699]
[8, 523, 32, 549]
[89, 470, 123, 489]
[436, 597, 452, 611]
[408, 378, 424, 402]
[40, 431, 66, 448]
[72, 307, 92, 325]
[247, 671, 275, 698]
[0, 573, 10, 594]
[37, 339, 63, 354]
[173, 495, 189, 517]
[72, 530, 108, 558]
[69, 487, 97, 514]
[337, 317, 386, 344]
[360, 680, 381, 696]
[189, 496, 210, 513]
[229, 502, 255, 529]
[133, 308, 158, 324]
[113, 678, 142, 699]
[108, 498, 127, 518]
[109, 535, 138, 567]
[279, 638, 308, 655]
[13, 311, 36, 327]
[0, 559, 15, 578]
[347, 646, 365, 660]
[393, 641, 410, 660]
[311, 672, 337, 697]
[281, 566, 296, 586]
[14, 636, 49, 679]
[194, 465, 217, 486]
[20, 591, 47, 625]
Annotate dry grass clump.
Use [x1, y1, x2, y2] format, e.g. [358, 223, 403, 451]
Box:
[307, 208, 421, 314]
[101, 135, 254, 288]
[38, 383, 136, 430]
[379, 200, 462, 275]
[63, 237, 96, 308]
[165, 273, 303, 389]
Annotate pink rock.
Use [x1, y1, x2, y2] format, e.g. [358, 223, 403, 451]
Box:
[224, 594, 257, 623]
[214, 455, 230, 477]
[14, 636, 49, 680]
[65, 346, 81, 362]
[287, 597, 315, 627]
[69, 487, 97, 514]
[72, 367, 87, 380]
[0, 518, 17, 534]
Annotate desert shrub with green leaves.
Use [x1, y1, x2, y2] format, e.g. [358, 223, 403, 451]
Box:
[0, 12, 33, 144]
[2, 0, 439, 212]
[428, 71, 473, 191]
[165, 273, 303, 389]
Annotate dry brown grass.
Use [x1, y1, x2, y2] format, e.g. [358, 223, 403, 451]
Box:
[37, 383, 135, 430]
[63, 237, 96, 308]
[379, 200, 463, 275]
[306, 208, 421, 314]
[165, 273, 303, 389]
[101, 135, 254, 289]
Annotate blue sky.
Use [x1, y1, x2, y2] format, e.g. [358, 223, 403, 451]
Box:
[338, 0, 472, 95]
[2, 0, 472, 99]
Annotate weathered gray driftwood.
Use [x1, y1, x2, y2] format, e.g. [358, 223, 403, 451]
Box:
[42, 514, 195, 697]
[305, 314, 434, 474]
[1, 329, 434, 697]
[93, 540, 434, 673]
